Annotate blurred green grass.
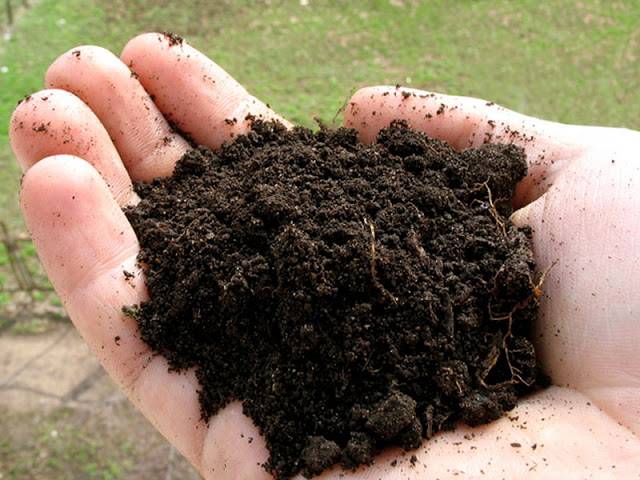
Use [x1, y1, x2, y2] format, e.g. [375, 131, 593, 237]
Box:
[1, 0, 639, 231]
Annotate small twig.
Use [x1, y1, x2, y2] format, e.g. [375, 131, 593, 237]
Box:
[408, 229, 427, 259]
[62, 365, 105, 403]
[482, 261, 558, 388]
[0, 382, 125, 412]
[483, 182, 507, 236]
[424, 405, 434, 439]
[363, 218, 398, 304]
[478, 344, 501, 388]
[5, 0, 14, 26]
[500, 314, 533, 387]
[1, 221, 35, 292]
[504, 337, 535, 387]
[488, 259, 557, 321]
[363, 217, 377, 280]
[331, 87, 357, 126]
[532, 260, 558, 300]
[0, 383, 63, 400]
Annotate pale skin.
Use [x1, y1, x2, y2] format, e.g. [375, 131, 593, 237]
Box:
[9, 33, 640, 479]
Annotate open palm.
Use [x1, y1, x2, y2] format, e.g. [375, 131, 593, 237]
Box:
[10, 34, 640, 479]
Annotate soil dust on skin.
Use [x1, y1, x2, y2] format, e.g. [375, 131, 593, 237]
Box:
[124, 120, 546, 479]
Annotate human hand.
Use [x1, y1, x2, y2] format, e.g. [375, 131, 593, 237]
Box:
[10, 33, 640, 479]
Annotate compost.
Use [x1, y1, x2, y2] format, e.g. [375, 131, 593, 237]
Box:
[125, 120, 544, 478]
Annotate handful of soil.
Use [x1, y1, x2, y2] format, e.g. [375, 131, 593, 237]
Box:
[125, 120, 544, 479]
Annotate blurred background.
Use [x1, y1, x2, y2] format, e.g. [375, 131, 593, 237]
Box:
[0, 0, 639, 478]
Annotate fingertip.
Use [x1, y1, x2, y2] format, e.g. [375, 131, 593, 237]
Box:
[20, 154, 103, 218]
[45, 45, 115, 88]
[121, 32, 196, 76]
[121, 32, 180, 62]
[345, 85, 448, 144]
[511, 195, 544, 229]
[346, 85, 392, 107]
[20, 155, 103, 253]
[344, 85, 396, 143]
[10, 89, 74, 170]
[510, 204, 531, 229]
[202, 402, 271, 480]
[120, 33, 144, 67]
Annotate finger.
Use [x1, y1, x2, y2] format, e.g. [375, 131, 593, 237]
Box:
[21, 155, 270, 477]
[344, 86, 588, 207]
[121, 32, 288, 149]
[10, 89, 135, 206]
[21, 154, 201, 455]
[46, 46, 189, 181]
[308, 387, 640, 479]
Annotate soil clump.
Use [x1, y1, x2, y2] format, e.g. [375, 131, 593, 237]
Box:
[125, 120, 544, 479]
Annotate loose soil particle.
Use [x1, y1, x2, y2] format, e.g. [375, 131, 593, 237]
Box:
[125, 120, 545, 479]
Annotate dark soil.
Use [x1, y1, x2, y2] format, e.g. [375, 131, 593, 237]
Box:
[125, 120, 544, 479]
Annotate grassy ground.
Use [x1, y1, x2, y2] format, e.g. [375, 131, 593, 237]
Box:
[0, 0, 639, 478]
[1, 408, 135, 479]
[1, 401, 199, 479]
